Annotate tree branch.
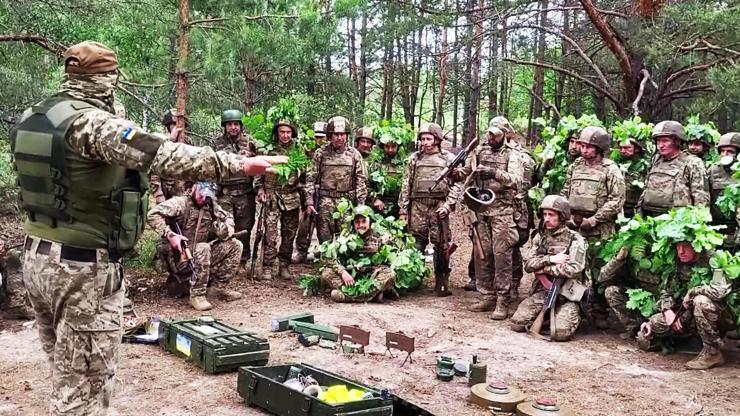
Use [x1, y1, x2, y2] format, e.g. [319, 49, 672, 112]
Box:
[0, 33, 65, 56]
[513, 81, 561, 120]
[661, 84, 713, 100]
[114, 84, 160, 116]
[665, 58, 731, 86]
[503, 58, 622, 109]
[632, 68, 654, 116]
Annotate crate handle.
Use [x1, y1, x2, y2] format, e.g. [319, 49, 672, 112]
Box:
[301, 396, 312, 414]
[248, 378, 258, 391]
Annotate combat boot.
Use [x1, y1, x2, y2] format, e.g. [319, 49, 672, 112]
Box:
[685, 347, 725, 370]
[468, 295, 496, 312]
[463, 277, 477, 291]
[190, 295, 213, 311]
[279, 261, 292, 280]
[262, 264, 274, 281]
[330, 289, 346, 303]
[207, 287, 243, 302]
[491, 298, 509, 320]
[292, 252, 307, 264]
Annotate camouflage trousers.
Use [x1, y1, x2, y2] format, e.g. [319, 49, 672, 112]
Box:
[511, 291, 581, 341]
[474, 213, 518, 300]
[219, 191, 256, 260]
[1, 248, 34, 319]
[320, 266, 395, 303]
[644, 295, 730, 350]
[604, 285, 641, 333]
[188, 239, 243, 296]
[511, 226, 529, 300]
[23, 236, 124, 415]
[294, 209, 315, 255]
[263, 205, 300, 266]
[316, 196, 343, 243]
[408, 199, 448, 251]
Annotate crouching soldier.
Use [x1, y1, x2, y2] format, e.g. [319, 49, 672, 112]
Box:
[510, 195, 588, 341]
[319, 205, 395, 303]
[148, 182, 243, 311]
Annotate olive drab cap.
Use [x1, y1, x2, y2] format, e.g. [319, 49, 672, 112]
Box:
[717, 132, 740, 150]
[489, 116, 514, 134]
[578, 126, 611, 152]
[539, 195, 571, 220]
[326, 116, 351, 135]
[313, 121, 328, 138]
[652, 120, 686, 142]
[273, 118, 298, 138]
[63, 41, 119, 74]
[355, 127, 375, 143]
[221, 109, 244, 125]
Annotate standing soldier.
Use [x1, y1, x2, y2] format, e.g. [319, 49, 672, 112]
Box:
[708, 133, 740, 250]
[355, 127, 375, 159]
[462, 125, 523, 319]
[147, 182, 244, 311]
[214, 109, 258, 264]
[306, 116, 367, 242]
[150, 108, 192, 204]
[687, 133, 712, 162]
[293, 121, 327, 263]
[370, 132, 406, 217]
[509, 195, 588, 341]
[399, 123, 462, 296]
[10, 41, 283, 415]
[616, 137, 648, 218]
[637, 121, 710, 217]
[255, 119, 305, 280]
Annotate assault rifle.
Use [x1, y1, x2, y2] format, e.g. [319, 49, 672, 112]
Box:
[433, 220, 457, 297]
[429, 137, 479, 192]
[173, 222, 197, 287]
[307, 193, 318, 247]
[529, 274, 564, 341]
[250, 203, 266, 279]
[462, 210, 485, 261]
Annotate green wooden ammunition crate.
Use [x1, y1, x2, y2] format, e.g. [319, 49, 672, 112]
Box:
[237, 363, 393, 416]
[158, 317, 269, 373]
[271, 312, 315, 332]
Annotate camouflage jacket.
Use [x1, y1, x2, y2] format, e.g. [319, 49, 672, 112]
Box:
[657, 253, 714, 312]
[460, 140, 523, 217]
[147, 195, 234, 243]
[306, 144, 368, 204]
[150, 175, 191, 203]
[708, 164, 737, 226]
[254, 142, 307, 211]
[637, 151, 709, 215]
[399, 149, 462, 213]
[525, 225, 587, 288]
[597, 256, 661, 295]
[369, 154, 406, 204]
[328, 230, 387, 276]
[213, 133, 257, 194]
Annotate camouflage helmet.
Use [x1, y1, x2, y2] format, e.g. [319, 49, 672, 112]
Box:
[578, 126, 611, 153]
[486, 125, 504, 139]
[272, 118, 298, 139]
[162, 108, 189, 128]
[418, 123, 443, 143]
[353, 204, 372, 219]
[313, 121, 328, 138]
[717, 132, 740, 151]
[221, 109, 244, 126]
[326, 116, 352, 136]
[539, 195, 571, 220]
[625, 138, 646, 154]
[194, 181, 218, 199]
[355, 127, 375, 143]
[651, 120, 686, 142]
[63, 41, 118, 74]
[464, 187, 495, 212]
[489, 116, 514, 135]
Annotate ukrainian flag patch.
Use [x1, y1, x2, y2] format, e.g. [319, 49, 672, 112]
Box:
[120, 127, 136, 143]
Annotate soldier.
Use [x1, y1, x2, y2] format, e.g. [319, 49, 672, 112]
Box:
[293, 121, 327, 263]
[214, 109, 258, 264]
[319, 205, 395, 303]
[639, 241, 733, 369]
[355, 126, 375, 159]
[617, 137, 648, 218]
[399, 123, 462, 296]
[687, 133, 712, 161]
[535, 125, 582, 185]
[306, 116, 367, 243]
[461, 125, 523, 319]
[150, 109, 192, 203]
[637, 121, 709, 217]
[708, 133, 740, 250]
[147, 182, 243, 311]
[255, 119, 305, 280]
[369, 131, 406, 218]
[10, 41, 283, 415]
[510, 195, 588, 341]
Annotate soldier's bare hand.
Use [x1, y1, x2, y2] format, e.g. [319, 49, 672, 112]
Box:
[306, 205, 317, 216]
[616, 247, 629, 261]
[663, 309, 682, 333]
[476, 166, 496, 180]
[341, 271, 355, 286]
[242, 155, 289, 176]
[257, 190, 268, 204]
[169, 127, 182, 142]
[436, 206, 450, 219]
[640, 322, 652, 338]
[448, 168, 466, 183]
[549, 252, 569, 264]
[373, 199, 385, 212]
[580, 217, 596, 230]
[399, 213, 408, 223]
[167, 233, 188, 252]
[682, 292, 693, 309]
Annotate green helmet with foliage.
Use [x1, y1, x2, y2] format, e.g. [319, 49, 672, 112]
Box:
[651, 120, 686, 142]
[578, 126, 611, 153]
[539, 195, 571, 220]
[717, 132, 740, 151]
[685, 115, 720, 147]
[272, 118, 298, 139]
[353, 204, 372, 219]
[221, 109, 244, 126]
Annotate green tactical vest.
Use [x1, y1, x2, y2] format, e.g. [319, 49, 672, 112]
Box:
[10, 94, 149, 255]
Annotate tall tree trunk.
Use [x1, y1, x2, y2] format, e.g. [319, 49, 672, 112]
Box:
[528, 0, 549, 142]
[554, 0, 572, 119]
[348, 17, 358, 88]
[461, 0, 475, 144]
[498, 19, 509, 117]
[436, 23, 448, 125]
[487, 19, 498, 121]
[358, 11, 368, 121]
[466, 0, 484, 142]
[175, 0, 189, 143]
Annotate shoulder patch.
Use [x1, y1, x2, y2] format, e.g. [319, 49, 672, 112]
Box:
[119, 126, 136, 143]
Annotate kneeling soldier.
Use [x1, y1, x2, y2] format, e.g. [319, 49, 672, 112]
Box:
[510, 195, 588, 341]
[148, 182, 243, 311]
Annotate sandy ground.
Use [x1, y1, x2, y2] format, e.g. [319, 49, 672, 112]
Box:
[0, 215, 739, 416]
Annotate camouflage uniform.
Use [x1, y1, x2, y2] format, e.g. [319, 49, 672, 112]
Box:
[0, 245, 34, 319]
[637, 151, 709, 216]
[12, 42, 262, 415]
[306, 140, 367, 243]
[708, 133, 740, 250]
[150, 109, 192, 204]
[147, 195, 242, 296]
[320, 230, 394, 302]
[510, 213, 588, 341]
[369, 153, 405, 218]
[214, 132, 257, 261]
[255, 137, 305, 277]
[461, 132, 523, 317]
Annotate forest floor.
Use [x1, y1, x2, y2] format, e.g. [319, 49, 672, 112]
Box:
[0, 214, 738, 416]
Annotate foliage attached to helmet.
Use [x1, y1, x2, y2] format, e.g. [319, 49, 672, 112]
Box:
[610, 116, 654, 194]
[685, 114, 720, 166]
